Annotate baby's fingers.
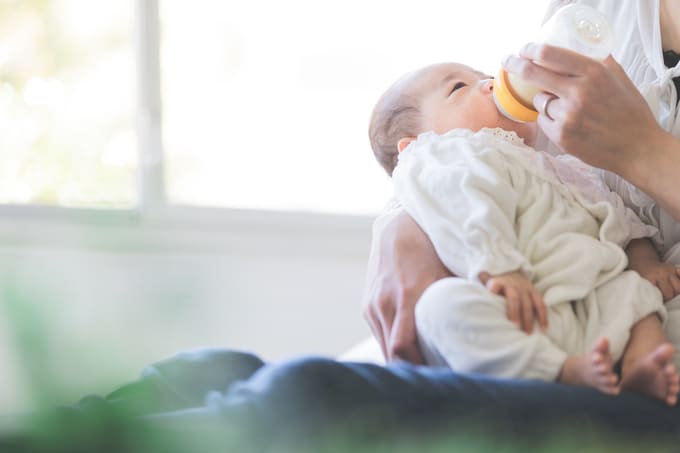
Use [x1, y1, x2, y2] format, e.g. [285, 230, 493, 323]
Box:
[520, 291, 534, 334]
[669, 269, 680, 299]
[658, 277, 674, 302]
[532, 291, 548, 331]
[505, 286, 522, 330]
[486, 278, 504, 295]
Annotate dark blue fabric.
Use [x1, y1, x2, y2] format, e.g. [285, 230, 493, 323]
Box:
[97, 348, 680, 443]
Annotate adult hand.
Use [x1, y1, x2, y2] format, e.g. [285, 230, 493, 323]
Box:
[505, 43, 680, 220]
[362, 211, 452, 364]
[503, 44, 665, 179]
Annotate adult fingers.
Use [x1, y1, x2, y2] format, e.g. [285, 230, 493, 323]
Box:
[375, 293, 397, 359]
[533, 91, 563, 123]
[521, 291, 534, 334]
[505, 286, 522, 331]
[532, 291, 548, 331]
[602, 55, 632, 82]
[363, 304, 388, 360]
[518, 43, 597, 76]
[536, 105, 562, 147]
[506, 43, 610, 98]
[503, 54, 571, 98]
[389, 310, 425, 365]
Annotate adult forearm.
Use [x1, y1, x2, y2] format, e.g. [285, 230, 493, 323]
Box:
[503, 44, 680, 220]
[624, 129, 680, 222]
[362, 209, 450, 363]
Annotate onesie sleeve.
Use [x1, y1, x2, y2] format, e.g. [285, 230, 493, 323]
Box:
[392, 132, 533, 282]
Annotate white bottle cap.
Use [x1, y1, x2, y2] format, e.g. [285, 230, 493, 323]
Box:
[537, 4, 614, 60]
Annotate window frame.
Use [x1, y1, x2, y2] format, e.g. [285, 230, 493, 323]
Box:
[0, 0, 374, 236]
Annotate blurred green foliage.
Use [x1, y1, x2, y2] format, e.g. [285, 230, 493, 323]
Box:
[0, 275, 676, 452]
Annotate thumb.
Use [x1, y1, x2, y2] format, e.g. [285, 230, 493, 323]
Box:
[486, 278, 504, 295]
[389, 312, 426, 365]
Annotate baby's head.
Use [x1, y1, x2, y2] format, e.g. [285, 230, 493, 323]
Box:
[368, 62, 537, 175]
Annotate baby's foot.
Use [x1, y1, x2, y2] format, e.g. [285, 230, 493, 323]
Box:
[559, 337, 619, 395]
[621, 343, 680, 406]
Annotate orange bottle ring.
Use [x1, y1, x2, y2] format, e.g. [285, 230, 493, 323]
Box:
[492, 69, 539, 123]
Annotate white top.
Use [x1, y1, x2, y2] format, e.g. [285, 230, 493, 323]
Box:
[548, 0, 680, 254]
[392, 128, 655, 305]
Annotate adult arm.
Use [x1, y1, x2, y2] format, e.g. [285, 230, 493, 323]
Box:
[364, 209, 548, 345]
[362, 210, 451, 364]
[503, 45, 680, 221]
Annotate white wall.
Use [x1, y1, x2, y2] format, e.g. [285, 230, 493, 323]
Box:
[0, 207, 374, 412]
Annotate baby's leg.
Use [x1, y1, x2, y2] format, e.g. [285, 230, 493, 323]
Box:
[416, 278, 622, 395]
[558, 337, 619, 395]
[620, 314, 680, 406]
[416, 277, 569, 381]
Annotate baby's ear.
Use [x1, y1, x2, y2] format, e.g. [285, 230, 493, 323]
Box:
[397, 137, 415, 153]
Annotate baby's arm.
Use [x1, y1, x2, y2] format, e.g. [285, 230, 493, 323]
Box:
[393, 134, 544, 333]
[479, 270, 548, 334]
[626, 238, 680, 301]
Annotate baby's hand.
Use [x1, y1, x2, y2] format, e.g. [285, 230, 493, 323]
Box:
[479, 271, 547, 334]
[633, 259, 680, 302]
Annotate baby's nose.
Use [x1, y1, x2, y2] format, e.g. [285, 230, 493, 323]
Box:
[479, 78, 494, 93]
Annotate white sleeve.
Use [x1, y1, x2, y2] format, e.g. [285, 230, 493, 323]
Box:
[361, 197, 404, 305]
[392, 135, 533, 282]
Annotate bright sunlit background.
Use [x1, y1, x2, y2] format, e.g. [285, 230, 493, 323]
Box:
[0, 0, 547, 412]
[1, 0, 546, 214]
[0, 1, 136, 207]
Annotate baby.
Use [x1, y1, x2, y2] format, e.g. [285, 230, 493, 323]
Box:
[368, 62, 680, 405]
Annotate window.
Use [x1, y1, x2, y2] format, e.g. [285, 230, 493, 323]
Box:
[0, 0, 136, 208]
[1, 0, 545, 216]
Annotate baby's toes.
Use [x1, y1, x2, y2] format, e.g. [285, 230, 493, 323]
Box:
[663, 364, 679, 405]
[670, 373, 680, 391]
[591, 352, 604, 368]
[663, 363, 679, 382]
[598, 378, 619, 395]
[666, 366, 680, 391]
[670, 381, 680, 400]
[596, 367, 618, 394]
[603, 382, 619, 394]
[594, 356, 614, 376]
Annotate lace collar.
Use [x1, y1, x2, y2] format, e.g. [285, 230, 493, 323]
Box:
[478, 127, 526, 147]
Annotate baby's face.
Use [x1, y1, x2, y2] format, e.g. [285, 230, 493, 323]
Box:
[408, 63, 537, 144]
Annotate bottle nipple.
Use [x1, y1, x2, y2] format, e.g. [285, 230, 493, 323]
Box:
[577, 18, 603, 42]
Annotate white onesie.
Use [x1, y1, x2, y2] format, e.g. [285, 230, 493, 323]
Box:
[393, 128, 666, 380]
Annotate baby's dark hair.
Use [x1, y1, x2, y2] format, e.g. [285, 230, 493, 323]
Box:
[368, 79, 423, 176]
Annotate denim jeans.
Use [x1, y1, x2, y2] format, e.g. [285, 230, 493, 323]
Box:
[81, 347, 680, 447]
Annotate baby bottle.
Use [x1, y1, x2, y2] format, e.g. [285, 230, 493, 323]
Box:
[492, 4, 614, 123]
